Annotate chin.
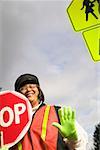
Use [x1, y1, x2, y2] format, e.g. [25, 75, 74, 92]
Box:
[29, 98, 34, 102]
[27, 97, 34, 102]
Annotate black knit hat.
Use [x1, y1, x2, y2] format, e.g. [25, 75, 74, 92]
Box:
[14, 73, 44, 101]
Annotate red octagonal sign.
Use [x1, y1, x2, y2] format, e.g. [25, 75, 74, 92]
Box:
[0, 91, 32, 148]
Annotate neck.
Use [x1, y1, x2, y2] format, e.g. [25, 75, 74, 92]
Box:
[31, 100, 39, 108]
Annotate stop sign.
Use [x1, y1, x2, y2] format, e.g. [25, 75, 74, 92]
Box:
[0, 91, 32, 148]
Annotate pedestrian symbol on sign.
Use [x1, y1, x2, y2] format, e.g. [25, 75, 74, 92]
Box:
[81, 0, 98, 21]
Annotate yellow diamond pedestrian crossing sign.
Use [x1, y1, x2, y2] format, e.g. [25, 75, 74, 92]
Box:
[67, 0, 100, 32]
[82, 26, 100, 61]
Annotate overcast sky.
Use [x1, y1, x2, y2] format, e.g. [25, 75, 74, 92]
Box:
[0, 1, 99, 148]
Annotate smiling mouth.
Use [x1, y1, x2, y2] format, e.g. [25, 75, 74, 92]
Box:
[26, 92, 35, 98]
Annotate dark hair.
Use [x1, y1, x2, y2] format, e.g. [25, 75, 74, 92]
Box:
[37, 86, 45, 102]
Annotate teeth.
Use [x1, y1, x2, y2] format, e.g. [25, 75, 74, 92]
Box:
[26, 93, 34, 97]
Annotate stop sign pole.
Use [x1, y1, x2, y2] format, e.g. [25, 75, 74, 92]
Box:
[0, 91, 32, 148]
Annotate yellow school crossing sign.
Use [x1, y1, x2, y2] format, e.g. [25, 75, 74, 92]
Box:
[83, 27, 100, 61]
[67, 0, 100, 61]
[67, 0, 99, 31]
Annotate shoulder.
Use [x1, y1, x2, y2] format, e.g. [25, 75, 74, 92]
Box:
[53, 105, 61, 114]
[54, 105, 61, 109]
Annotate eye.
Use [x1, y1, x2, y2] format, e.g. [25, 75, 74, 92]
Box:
[19, 87, 26, 92]
[30, 85, 37, 89]
[20, 87, 23, 91]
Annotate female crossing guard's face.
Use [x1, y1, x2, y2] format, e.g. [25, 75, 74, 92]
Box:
[19, 83, 39, 107]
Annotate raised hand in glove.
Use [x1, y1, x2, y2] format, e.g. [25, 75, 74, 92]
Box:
[0, 146, 9, 150]
[52, 107, 78, 140]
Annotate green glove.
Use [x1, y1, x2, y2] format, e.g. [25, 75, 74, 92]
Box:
[52, 106, 78, 140]
[0, 146, 9, 150]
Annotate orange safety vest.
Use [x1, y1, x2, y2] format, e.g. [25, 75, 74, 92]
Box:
[12, 105, 59, 150]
